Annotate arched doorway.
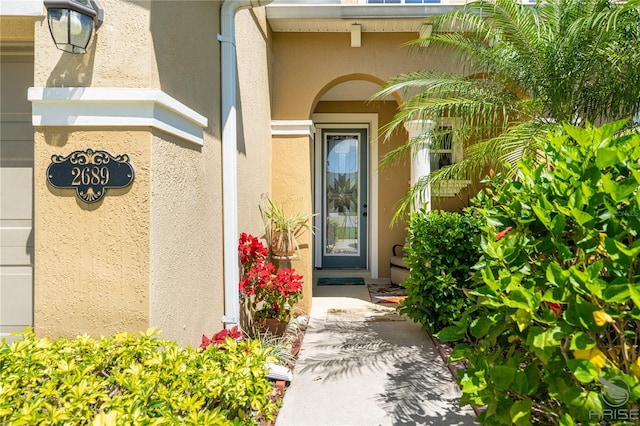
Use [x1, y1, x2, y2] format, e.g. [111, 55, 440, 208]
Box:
[312, 78, 403, 278]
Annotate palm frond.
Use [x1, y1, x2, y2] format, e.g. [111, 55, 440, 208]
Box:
[377, 0, 640, 220]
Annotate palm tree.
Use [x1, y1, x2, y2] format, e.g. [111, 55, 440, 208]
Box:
[377, 0, 640, 221]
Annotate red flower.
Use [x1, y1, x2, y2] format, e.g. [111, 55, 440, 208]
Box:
[200, 326, 242, 349]
[200, 334, 211, 348]
[546, 301, 562, 318]
[238, 234, 304, 322]
[495, 226, 513, 241]
[228, 325, 242, 340]
[238, 233, 268, 272]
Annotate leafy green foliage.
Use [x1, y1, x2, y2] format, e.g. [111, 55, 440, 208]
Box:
[399, 210, 483, 333]
[440, 121, 640, 424]
[0, 328, 279, 425]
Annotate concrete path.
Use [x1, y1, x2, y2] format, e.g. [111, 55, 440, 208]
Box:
[276, 285, 478, 426]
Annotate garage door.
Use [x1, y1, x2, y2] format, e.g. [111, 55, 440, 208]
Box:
[0, 47, 34, 342]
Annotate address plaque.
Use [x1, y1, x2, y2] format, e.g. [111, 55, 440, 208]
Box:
[47, 149, 135, 203]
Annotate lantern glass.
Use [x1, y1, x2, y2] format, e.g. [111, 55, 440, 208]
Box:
[47, 8, 94, 54]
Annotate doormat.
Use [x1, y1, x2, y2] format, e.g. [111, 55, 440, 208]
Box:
[317, 277, 365, 286]
[367, 282, 408, 306]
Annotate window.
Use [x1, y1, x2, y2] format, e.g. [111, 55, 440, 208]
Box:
[429, 123, 469, 196]
[430, 126, 454, 172]
[367, 0, 441, 4]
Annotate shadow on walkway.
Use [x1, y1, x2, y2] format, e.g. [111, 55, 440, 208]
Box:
[276, 296, 477, 426]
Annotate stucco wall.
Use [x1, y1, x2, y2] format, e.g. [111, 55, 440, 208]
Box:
[31, 0, 226, 345]
[150, 132, 222, 347]
[271, 32, 459, 120]
[146, 2, 223, 347]
[33, 0, 154, 88]
[236, 8, 273, 238]
[271, 135, 314, 314]
[34, 129, 150, 338]
[0, 17, 35, 41]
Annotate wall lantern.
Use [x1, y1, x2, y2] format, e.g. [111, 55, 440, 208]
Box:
[44, 0, 104, 54]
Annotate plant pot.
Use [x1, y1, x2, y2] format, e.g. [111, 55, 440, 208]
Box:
[271, 231, 296, 257]
[256, 317, 288, 337]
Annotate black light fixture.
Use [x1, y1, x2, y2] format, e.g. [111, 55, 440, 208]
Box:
[44, 0, 103, 54]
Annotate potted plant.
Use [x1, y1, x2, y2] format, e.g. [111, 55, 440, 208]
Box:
[259, 196, 315, 258]
[238, 233, 303, 335]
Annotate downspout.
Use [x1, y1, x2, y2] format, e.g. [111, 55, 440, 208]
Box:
[219, 0, 273, 329]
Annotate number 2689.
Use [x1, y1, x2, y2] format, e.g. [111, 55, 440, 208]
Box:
[71, 166, 109, 186]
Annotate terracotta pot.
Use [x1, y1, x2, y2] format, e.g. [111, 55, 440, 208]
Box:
[256, 317, 288, 337]
[271, 231, 296, 257]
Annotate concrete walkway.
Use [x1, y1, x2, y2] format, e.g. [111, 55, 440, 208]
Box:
[276, 281, 477, 426]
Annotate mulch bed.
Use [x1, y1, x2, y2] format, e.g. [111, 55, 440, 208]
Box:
[427, 334, 466, 381]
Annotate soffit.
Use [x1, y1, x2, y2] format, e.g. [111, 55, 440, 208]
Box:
[269, 17, 428, 33]
[266, 4, 456, 33]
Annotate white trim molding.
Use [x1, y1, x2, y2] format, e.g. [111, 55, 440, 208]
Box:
[434, 179, 472, 197]
[271, 120, 316, 137]
[28, 87, 208, 146]
[0, 0, 43, 16]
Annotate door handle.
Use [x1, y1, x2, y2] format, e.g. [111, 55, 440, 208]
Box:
[363, 212, 368, 217]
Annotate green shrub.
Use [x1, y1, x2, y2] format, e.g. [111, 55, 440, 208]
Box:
[0, 328, 279, 425]
[399, 209, 483, 334]
[438, 121, 640, 425]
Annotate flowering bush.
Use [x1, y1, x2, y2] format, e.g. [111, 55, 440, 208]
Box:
[239, 233, 303, 322]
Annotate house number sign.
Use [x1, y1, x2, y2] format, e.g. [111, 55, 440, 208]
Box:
[47, 149, 135, 203]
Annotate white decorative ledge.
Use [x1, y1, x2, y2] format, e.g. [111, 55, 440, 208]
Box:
[28, 87, 208, 146]
[0, 0, 43, 16]
[271, 120, 316, 137]
[433, 179, 471, 197]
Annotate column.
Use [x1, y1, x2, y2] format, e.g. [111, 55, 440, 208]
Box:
[404, 119, 435, 211]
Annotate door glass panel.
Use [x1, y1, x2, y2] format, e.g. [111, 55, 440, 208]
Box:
[325, 134, 359, 256]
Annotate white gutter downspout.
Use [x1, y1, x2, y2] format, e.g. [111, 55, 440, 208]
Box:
[219, 0, 273, 329]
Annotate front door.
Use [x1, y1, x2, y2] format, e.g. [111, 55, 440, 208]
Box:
[321, 128, 368, 269]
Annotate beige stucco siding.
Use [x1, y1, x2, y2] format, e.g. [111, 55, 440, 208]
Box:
[150, 132, 222, 347]
[34, 129, 151, 338]
[236, 8, 273, 238]
[272, 32, 458, 120]
[33, 0, 153, 88]
[31, 0, 227, 345]
[0, 17, 35, 41]
[146, 2, 224, 347]
[271, 135, 313, 314]
[148, 1, 221, 118]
